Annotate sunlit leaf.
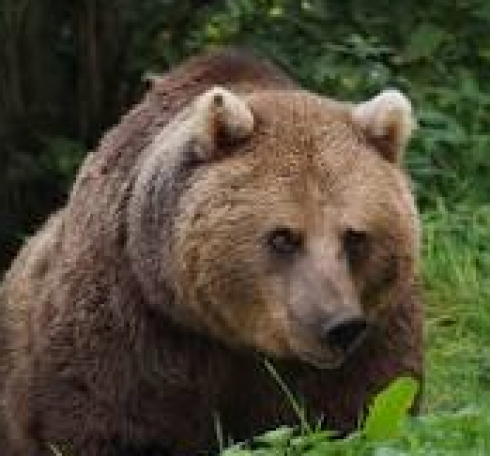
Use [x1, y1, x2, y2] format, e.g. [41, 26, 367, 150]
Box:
[363, 377, 419, 441]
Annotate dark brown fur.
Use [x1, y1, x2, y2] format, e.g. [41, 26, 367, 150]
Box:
[0, 49, 423, 455]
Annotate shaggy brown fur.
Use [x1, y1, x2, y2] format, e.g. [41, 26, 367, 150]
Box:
[0, 49, 423, 456]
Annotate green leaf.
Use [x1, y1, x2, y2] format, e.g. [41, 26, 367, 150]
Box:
[363, 377, 419, 441]
[220, 449, 254, 456]
[253, 426, 295, 446]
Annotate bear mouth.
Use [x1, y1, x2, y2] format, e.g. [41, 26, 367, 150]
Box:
[296, 348, 347, 370]
[292, 325, 370, 370]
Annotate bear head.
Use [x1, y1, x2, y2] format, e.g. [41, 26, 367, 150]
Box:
[128, 85, 418, 369]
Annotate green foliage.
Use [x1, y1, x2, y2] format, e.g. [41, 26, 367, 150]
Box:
[363, 377, 419, 441]
[220, 380, 490, 455]
[422, 202, 490, 414]
[220, 377, 421, 454]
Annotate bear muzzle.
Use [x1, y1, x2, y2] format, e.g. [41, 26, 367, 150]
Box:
[289, 309, 371, 370]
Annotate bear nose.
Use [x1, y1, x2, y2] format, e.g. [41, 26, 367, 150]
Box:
[321, 315, 368, 353]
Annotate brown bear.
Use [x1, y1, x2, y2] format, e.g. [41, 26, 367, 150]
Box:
[0, 48, 423, 456]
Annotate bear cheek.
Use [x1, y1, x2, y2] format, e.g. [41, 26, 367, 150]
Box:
[173, 227, 266, 345]
[359, 253, 398, 316]
[177, 238, 295, 354]
[244, 304, 295, 356]
[194, 276, 293, 354]
[208, 271, 295, 354]
[358, 237, 413, 320]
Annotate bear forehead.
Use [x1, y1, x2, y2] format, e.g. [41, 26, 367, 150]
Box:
[224, 89, 400, 195]
[184, 89, 415, 237]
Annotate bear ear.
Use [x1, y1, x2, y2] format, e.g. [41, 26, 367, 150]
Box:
[351, 89, 416, 164]
[184, 86, 255, 162]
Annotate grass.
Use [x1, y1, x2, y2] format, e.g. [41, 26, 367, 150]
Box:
[423, 201, 490, 414]
[219, 199, 490, 454]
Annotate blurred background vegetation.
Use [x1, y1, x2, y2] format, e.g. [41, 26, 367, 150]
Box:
[1, 0, 490, 270]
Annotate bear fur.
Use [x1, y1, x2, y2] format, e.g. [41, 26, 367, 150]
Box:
[0, 49, 423, 456]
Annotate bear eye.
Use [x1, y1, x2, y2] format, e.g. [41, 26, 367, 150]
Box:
[343, 229, 370, 267]
[267, 227, 304, 258]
